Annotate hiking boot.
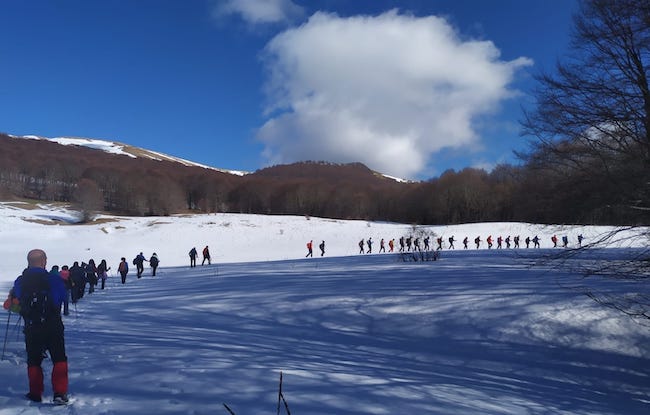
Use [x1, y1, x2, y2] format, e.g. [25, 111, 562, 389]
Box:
[25, 392, 42, 402]
[53, 393, 69, 405]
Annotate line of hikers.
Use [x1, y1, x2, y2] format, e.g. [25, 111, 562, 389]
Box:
[355, 233, 585, 253]
[11, 253, 162, 316]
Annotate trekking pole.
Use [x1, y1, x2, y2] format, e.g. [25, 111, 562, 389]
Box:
[1, 311, 11, 361]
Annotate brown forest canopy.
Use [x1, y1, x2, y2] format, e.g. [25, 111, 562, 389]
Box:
[0, 133, 645, 225]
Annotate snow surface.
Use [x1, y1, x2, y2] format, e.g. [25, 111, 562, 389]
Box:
[0, 203, 648, 414]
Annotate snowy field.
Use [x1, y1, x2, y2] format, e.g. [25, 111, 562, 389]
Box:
[0, 203, 648, 414]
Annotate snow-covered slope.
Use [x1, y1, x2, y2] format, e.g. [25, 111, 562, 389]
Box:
[9, 134, 248, 176]
[0, 202, 645, 284]
[0, 218, 647, 413]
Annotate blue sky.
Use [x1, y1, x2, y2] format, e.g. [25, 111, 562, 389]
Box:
[0, 0, 577, 179]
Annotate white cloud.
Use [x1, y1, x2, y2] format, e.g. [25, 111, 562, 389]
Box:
[213, 0, 304, 25]
[257, 10, 532, 179]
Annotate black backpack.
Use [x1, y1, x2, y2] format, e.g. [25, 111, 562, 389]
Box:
[19, 271, 55, 326]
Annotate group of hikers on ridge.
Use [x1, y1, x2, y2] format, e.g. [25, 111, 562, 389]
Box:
[351, 233, 585, 254]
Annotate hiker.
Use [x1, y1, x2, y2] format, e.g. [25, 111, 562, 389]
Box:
[319, 240, 325, 257]
[134, 252, 147, 277]
[358, 239, 365, 254]
[189, 247, 198, 268]
[551, 235, 558, 248]
[388, 239, 395, 252]
[414, 238, 421, 252]
[497, 236, 503, 249]
[436, 237, 443, 251]
[11, 249, 69, 404]
[85, 259, 97, 294]
[525, 236, 531, 248]
[398, 237, 405, 252]
[97, 259, 109, 289]
[58, 265, 71, 316]
[149, 253, 159, 276]
[448, 236, 455, 250]
[366, 238, 373, 254]
[202, 246, 211, 265]
[532, 235, 540, 248]
[562, 235, 569, 248]
[578, 234, 584, 247]
[117, 257, 129, 284]
[306, 240, 313, 258]
[379, 239, 386, 253]
[487, 235, 493, 249]
[423, 237, 430, 251]
[463, 236, 469, 249]
[69, 262, 85, 302]
[474, 236, 481, 249]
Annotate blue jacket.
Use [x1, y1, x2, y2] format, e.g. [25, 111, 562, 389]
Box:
[13, 267, 67, 310]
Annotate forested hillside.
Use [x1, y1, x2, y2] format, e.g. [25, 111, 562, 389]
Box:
[1, 132, 646, 225]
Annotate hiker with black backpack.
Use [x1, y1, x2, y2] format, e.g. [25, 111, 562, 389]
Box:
[133, 252, 147, 278]
[10, 249, 69, 404]
[149, 253, 160, 276]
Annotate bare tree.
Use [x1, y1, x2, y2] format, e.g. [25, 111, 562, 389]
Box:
[72, 178, 104, 222]
[521, 0, 650, 219]
[521, 0, 650, 320]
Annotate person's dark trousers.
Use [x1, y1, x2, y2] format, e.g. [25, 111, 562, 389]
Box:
[137, 265, 143, 278]
[152, 266, 157, 276]
[63, 290, 70, 315]
[120, 272, 127, 284]
[25, 320, 68, 398]
[190, 258, 196, 267]
[101, 279, 105, 289]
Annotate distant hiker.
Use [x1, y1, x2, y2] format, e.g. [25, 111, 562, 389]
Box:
[134, 252, 147, 277]
[562, 235, 568, 248]
[202, 246, 211, 265]
[319, 240, 325, 257]
[406, 237, 412, 251]
[487, 235, 493, 249]
[423, 237, 430, 251]
[513, 236, 519, 248]
[414, 238, 421, 251]
[398, 237, 405, 252]
[505, 236, 511, 249]
[97, 259, 109, 289]
[366, 238, 373, 254]
[532, 235, 540, 248]
[11, 249, 69, 404]
[189, 247, 198, 268]
[448, 236, 455, 250]
[551, 235, 558, 248]
[497, 236, 503, 249]
[149, 253, 159, 276]
[463, 236, 469, 249]
[86, 259, 97, 294]
[474, 236, 481, 249]
[379, 239, 386, 253]
[359, 239, 365, 254]
[69, 262, 85, 302]
[525, 236, 531, 249]
[436, 237, 443, 251]
[118, 257, 129, 284]
[306, 240, 313, 258]
[389, 239, 395, 252]
[578, 234, 584, 247]
[59, 265, 71, 316]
